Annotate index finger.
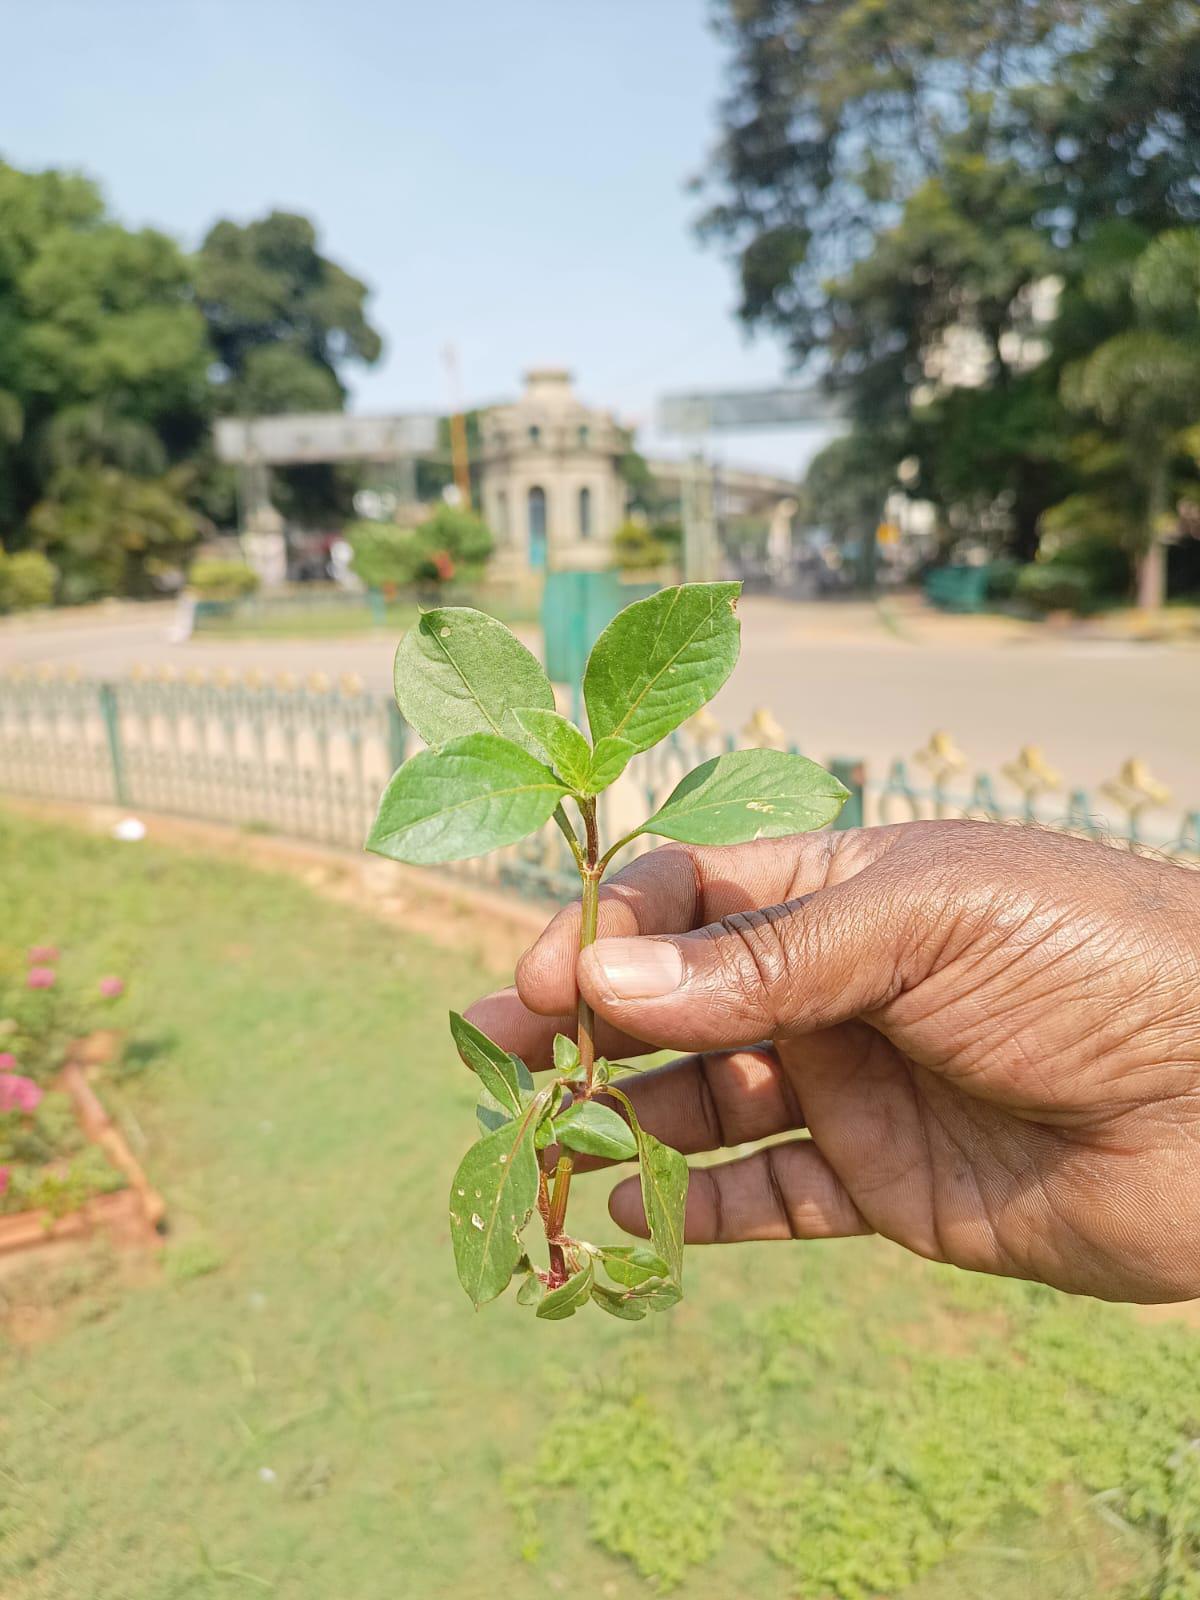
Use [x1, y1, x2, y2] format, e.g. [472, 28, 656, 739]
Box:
[515, 829, 891, 1018]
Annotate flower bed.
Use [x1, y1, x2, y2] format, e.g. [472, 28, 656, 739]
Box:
[0, 946, 163, 1254]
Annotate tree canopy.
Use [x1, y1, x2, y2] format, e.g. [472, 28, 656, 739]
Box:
[0, 162, 384, 596]
[700, 0, 1200, 602]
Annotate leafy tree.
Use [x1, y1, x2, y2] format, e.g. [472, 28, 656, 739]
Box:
[27, 466, 203, 602]
[0, 159, 209, 541]
[803, 431, 900, 574]
[1060, 229, 1200, 606]
[698, 0, 1070, 373]
[616, 437, 659, 515]
[196, 211, 381, 412]
[700, 2, 1200, 580]
[195, 211, 384, 530]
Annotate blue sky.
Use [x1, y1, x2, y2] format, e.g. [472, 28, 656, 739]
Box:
[0, 0, 837, 472]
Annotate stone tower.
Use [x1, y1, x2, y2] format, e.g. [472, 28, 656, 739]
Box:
[478, 369, 628, 573]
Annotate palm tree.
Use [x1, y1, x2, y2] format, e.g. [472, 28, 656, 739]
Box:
[1063, 231, 1200, 610]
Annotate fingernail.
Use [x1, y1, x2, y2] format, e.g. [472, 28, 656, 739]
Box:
[590, 937, 683, 999]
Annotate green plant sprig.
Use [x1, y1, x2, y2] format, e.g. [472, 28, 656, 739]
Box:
[366, 581, 849, 1321]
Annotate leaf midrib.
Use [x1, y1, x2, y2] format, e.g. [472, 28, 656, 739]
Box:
[384, 775, 565, 841]
[467, 1094, 546, 1299]
[424, 620, 507, 737]
[605, 589, 729, 742]
[642, 1140, 685, 1281]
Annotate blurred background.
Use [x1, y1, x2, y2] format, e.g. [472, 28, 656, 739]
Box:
[2, 3, 1200, 1597]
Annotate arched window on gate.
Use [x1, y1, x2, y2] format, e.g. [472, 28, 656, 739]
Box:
[528, 486, 547, 570]
[578, 486, 593, 539]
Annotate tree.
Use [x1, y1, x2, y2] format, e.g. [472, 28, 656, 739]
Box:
[0, 159, 210, 541]
[1061, 230, 1200, 607]
[28, 466, 203, 602]
[803, 432, 899, 545]
[697, 0, 1071, 374]
[700, 2, 1200, 582]
[195, 211, 384, 529]
[196, 211, 381, 412]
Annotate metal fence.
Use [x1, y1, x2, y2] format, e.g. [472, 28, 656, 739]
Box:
[1, 672, 1197, 907]
[0, 669, 404, 850]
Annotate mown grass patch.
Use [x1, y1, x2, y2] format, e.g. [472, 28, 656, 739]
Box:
[0, 805, 1193, 1598]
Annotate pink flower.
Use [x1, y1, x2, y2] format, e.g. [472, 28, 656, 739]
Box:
[26, 967, 56, 990]
[98, 976, 125, 999]
[0, 1052, 16, 1072]
[0, 1073, 43, 1114]
[0, 1168, 8, 1195]
[28, 945, 59, 964]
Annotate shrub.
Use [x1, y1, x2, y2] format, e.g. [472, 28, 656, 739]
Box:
[417, 503, 493, 569]
[1038, 496, 1134, 601]
[983, 559, 1020, 602]
[188, 559, 259, 600]
[0, 549, 57, 611]
[348, 505, 495, 592]
[614, 520, 673, 571]
[347, 522, 425, 590]
[1015, 562, 1096, 614]
[27, 466, 201, 600]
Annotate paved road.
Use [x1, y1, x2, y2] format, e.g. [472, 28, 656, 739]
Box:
[3, 596, 1198, 813]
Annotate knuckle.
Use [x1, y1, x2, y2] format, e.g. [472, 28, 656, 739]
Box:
[707, 903, 802, 1027]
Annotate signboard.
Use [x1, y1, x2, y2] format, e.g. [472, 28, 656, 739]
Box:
[215, 412, 438, 466]
[657, 386, 843, 434]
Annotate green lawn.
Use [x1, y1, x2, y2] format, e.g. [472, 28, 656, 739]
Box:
[193, 590, 540, 642]
[1, 807, 1197, 1598]
[194, 599, 423, 640]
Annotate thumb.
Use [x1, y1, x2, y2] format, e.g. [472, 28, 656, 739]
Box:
[577, 874, 912, 1053]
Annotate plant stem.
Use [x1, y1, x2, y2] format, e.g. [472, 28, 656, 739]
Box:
[552, 803, 585, 869]
[545, 798, 601, 1277]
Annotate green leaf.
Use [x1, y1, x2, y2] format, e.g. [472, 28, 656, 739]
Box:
[582, 582, 741, 755]
[591, 1282, 649, 1321]
[476, 1089, 511, 1136]
[516, 1271, 546, 1307]
[555, 1100, 638, 1161]
[448, 1113, 541, 1308]
[552, 1034, 580, 1076]
[393, 607, 554, 753]
[641, 1279, 683, 1311]
[600, 1245, 671, 1289]
[640, 749, 849, 846]
[512, 708, 593, 789]
[513, 710, 635, 795]
[584, 736, 636, 792]
[450, 1012, 533, 1117]
[637, 1127, 688, 1288]
[366, 734, 568, 865]
[535, 1259, 594, 1321]
[534, 1083, 569, 1147]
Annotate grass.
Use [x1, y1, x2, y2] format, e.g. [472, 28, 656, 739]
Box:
[193, 588, 541, 642]
[1, 807, 1198, 1598]
[194, 600, 423, 640]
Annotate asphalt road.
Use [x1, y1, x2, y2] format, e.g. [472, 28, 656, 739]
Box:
[2, 595, 1197, 815]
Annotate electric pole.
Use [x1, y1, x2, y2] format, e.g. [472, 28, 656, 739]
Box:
[442, 344, 472, 510]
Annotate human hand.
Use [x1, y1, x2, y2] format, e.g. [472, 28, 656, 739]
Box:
[467, 820, 1200, 1303]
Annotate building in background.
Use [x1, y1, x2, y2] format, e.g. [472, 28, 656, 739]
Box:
[477, 369, 629, 573]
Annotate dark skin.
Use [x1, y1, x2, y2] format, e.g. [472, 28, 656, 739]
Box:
[467, 820, 1200, 1304]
